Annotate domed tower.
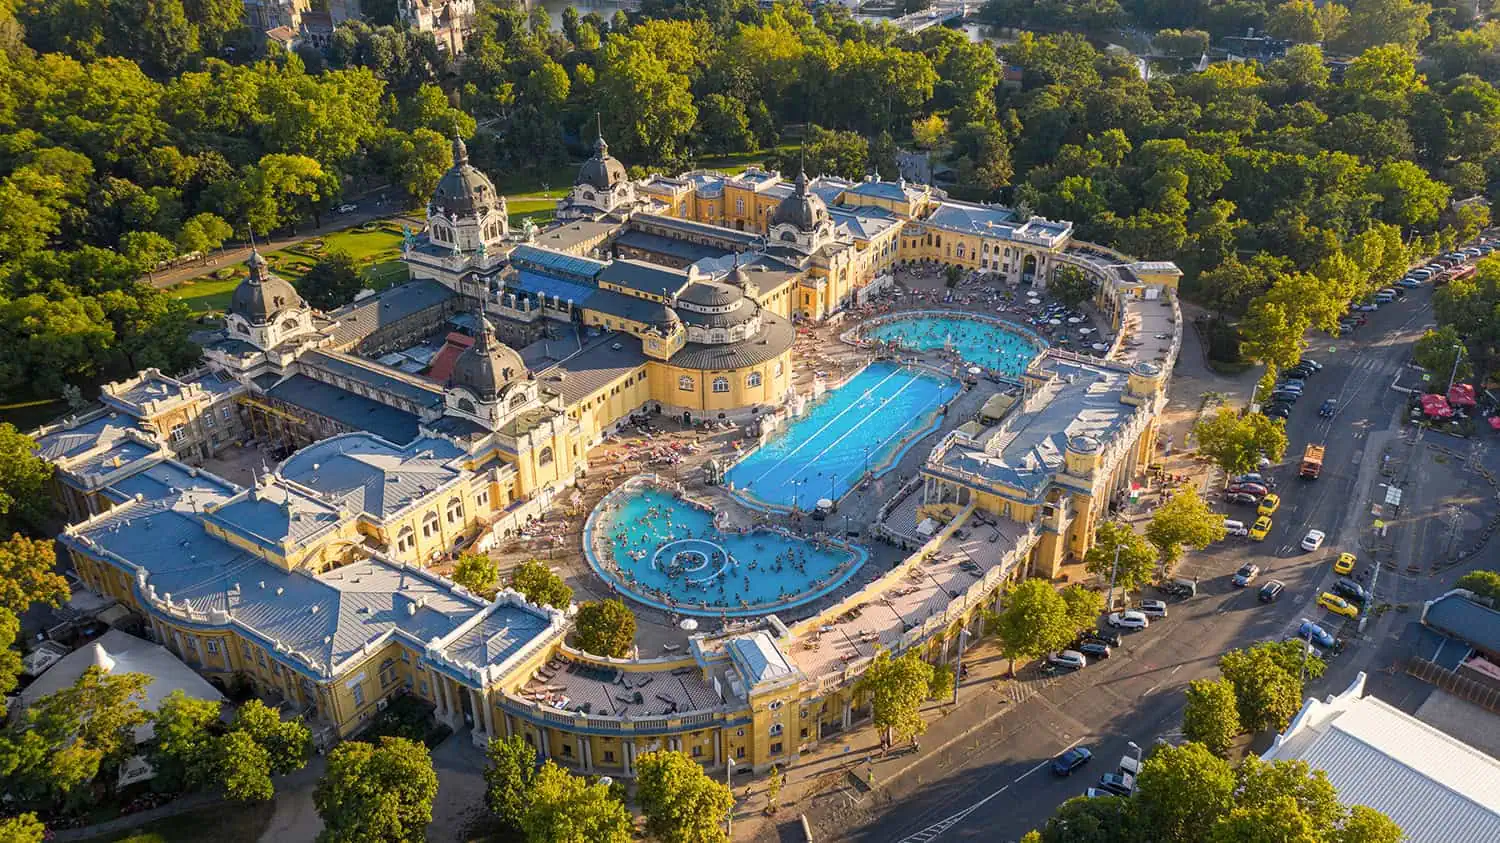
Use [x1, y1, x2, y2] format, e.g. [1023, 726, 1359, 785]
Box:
[444, 310, 537, 429]
[225, 250, 312, 350]
[768, 171, 834, 255]
[426, 135, 508, 257]
[558, 126, 637, 221]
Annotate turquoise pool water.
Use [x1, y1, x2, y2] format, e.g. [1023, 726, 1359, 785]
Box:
[587, 485, 864, 616]
[864, 314, 1043, 376]
[724, 361, 960, 509]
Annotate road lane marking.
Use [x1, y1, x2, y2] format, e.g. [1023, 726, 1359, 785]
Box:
[894, 738, 1085, 843]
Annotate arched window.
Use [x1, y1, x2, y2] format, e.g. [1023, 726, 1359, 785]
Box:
[712, 377, 729, 393]
[457, 397, 475, 413]
[510, 393, 527, 410]
[775, 360, 784, 378]
[584, 191, 595, 201]
[282, 318, 298, 331]
[538, 446, 554, 467]
[956, 243, 966, 258]
[421, 512, 439, 538]
[445, 497, 463, 524]
[396, 527, 414, 553]
[780, 231, 797, 242]
[747, 371, 762, 388]
[679, 375, 695, 391]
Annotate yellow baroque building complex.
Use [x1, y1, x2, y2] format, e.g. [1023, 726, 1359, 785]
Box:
[32, 131, 1185, 774]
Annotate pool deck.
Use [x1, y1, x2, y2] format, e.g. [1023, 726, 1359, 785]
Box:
[516, 654, 741, 717]
[786, 515, 1035, 680]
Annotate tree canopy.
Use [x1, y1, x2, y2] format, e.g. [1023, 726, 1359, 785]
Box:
[859, 649, 936, 749]
[573, 599, 636, 658]
[520, 760, 634, 843]
[1145, 487, 1227, 567]
[1084, 520, 1159, 593]
[314, 736, 438, 843]
[996, 579, 1095, 673]
[636, 749, 735, 843]
[511, 560, 573, 610]
[1193, 408, 1289, 476]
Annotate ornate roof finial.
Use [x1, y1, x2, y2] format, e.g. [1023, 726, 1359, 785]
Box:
[593, 112, 608, 157]
[452, 127, 468, 165]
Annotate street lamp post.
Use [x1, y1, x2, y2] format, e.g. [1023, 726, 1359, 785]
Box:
[1446, 343, 1466, 395]
[1106, 544, 1122, 612]
[725, 757, 735, 837]
[952, 627, 970, 704]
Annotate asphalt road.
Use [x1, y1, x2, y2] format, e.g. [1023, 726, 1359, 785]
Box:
[819, 286, 1444, 843]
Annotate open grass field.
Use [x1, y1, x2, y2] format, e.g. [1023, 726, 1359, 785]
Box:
[168, 222, 409, 313]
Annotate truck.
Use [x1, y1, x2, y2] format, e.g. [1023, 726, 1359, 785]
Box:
[1300, 444, 1325, 479]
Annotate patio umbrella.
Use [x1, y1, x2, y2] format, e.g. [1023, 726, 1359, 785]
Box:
[1448, 383, 1477, 406]
[1068, 316, 1083, 323]
[1420, 393, 1454, 418]
[1049, 319, 1062, 325]
[1079, 327, 1093, 335]
[1489, 416, 1500, 430]
[967, 366, 982, 375]
[679, 618, 699, 631]
[1092, 343, 1108, 351]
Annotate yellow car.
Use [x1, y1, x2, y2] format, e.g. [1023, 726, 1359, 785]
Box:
[1318, 592, 1360, 618]
[1334, 553, 1356, 575]
[1250, 516, 1273, 541]
[1258, 494, 1281, 516]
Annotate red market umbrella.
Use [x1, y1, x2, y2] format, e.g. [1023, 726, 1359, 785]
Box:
[1488, 416, 1500, 431]
[1420, 394, 1454, 418]
[1447, 383, 1477, 407]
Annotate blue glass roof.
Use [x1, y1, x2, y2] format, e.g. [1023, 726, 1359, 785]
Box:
[510, 245, 606, 282]
[512, 270, 598, 305]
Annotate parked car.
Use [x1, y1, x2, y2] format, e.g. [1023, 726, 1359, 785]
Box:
[1228, 482, 1269, 497]
[1232, 563, 1262, 586]
[1048, 650, 1087, 670]
[1096, 773, 1135, 797]
[1258, 494, 1281, 515]
[1297, 358, 1324, 371]
[1332, 578, 1369, 605]
[1078, 641, 1112, 659]
[1397, 278, 1421, 289]
[1226, 491, 1260, 505]
[1320, 398, 1338, 418]
[1234, 472, 1275, 486]
[1085, 629, 1123, 647]
[336, 203, 358, 214]
[1317, 592, 1360, 618]
[1052, 746, 1093, 776]
[1334, 552, 1356, 575]
[1107, 611, 1149, 630]
[1264, 404, 1291, 420]
[1354, 302, 1380, 311]
[1298, 620, 1337, 649]
[1301, 529, 1326, 551]
[1155, 579, 1197, 599]
[1139, 600, 1168, 618]
[1258, 580, 1285, 603]
[1270, 390, 1301, 403]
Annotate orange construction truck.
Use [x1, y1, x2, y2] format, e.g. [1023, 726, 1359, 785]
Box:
[1299, 444, 1325, 479]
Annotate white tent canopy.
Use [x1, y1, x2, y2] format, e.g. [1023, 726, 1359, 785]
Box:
[21, 629, 225, 742]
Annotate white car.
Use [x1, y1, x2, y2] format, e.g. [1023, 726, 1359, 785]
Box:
[1048, 650, 1087, 670]
[1301, 529, 1326, 551]
[1107, 611, 1149, 630]
[336, 203, 358, 214]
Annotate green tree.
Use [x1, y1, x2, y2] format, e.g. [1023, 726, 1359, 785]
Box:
[859, 649, 935, 750]
[996, 579, 1080, 675]
[314, 737, 438, 843]
[231, 698, 312, 775]
[911, 114, 948, 150]
[1048, 265, 1095, 308]
[804, 125, 870, 181]
[1135, 742, 1238, 842]
[0, 531, 68, 618]
[696, 93, 755, 155]
[595, 32, 699, 166]
[1030, 793, 1144, 842]
[3, 667, 151, 804]
[1219, 645, 1308, 733]
[1182, 678, 1242, 758]
[928, 663, 954, 701]
[484, 735, 537, 834]
[1333, 0, 1432, 53]
[238, 153, 339, 235]
[1145, 487, 1227, 567]
[1456, 569, 1500, 602]
[176, 212, 233, 258]
[521, 760, 633, 843]
[1266, 0, 1327, 43]
[511, 560, 572, 610]
[0, 813, 45, 843]
[1335, 806, 1405, 843]
[1153, 29, 1210, 58]
[0, 608, 23, 718]
[573, 599, 635, 658]
[383, 128, 454, 205]
[0, 426, 55, 534]
[217, 730, 275, 801]
[453, 552, 500, 599]
[1365, 160, 1451, 229]
[297, 249, 364, 311]
[953, 120, 1014, 193]
[1084, 520, 1158, 594]
[150, 689, 223, 791]
[1413, 325, 1470, 381]
[636, 749, 734, 843]
[1193, 408, 1289, 476]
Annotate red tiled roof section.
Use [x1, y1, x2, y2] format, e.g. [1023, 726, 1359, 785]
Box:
[424, 332, 475, 384]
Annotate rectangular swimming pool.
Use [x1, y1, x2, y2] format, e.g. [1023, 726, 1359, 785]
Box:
[725, 361, 960, 509]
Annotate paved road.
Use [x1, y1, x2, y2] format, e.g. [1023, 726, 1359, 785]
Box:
[816, 286, 1448, 843]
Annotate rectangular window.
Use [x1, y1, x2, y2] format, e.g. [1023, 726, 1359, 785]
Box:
[401, 651, 410, 663]
[562, 744, 573, 757]
[220, 406, 233, 422]
[256, 650, 266, 667]
[170, 425, 187, 443]
[800, 727, 808, 739]
[352, 683, 365, 707]
[736, 746, 746, 759]
[691, 745, 702, 757]
[771, 742, 783, 755]
[206, 640, 219, 654]
[604, 750, 615, 763]
[204, 413, 215, 429]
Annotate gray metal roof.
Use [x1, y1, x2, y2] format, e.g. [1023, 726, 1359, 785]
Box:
[277, 433, 466, 521]
[33, 412, 142, 462]
[1263, 676, 1500, 843]
[613, 230, 728, 265]
[581, 287, 680, 328]
[326, 279, 455, 348]
[667, 311, 795, 371]
[266, 374, 422, 445]
[300, 350, 446, 410]
[203, 481, 348, 552]
[1423, 592, 1500, 658]
[536, 333, 647, 407]
[597, 259, 692, 298]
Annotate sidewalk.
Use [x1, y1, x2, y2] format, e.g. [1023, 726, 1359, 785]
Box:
[734, 640, 1048, 841]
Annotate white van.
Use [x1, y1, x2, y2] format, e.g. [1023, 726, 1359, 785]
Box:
[1222, 519, 1249, 537]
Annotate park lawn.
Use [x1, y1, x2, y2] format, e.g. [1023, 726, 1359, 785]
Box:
[694, 145, 795, 175]
[169, 222, 407, 313]
[79, 799, 275, 843]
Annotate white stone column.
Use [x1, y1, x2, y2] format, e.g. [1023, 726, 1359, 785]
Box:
[539, 728, 551, 760]
[582, 739, 594, 773]
[470, 689, 486, 737]
[623, 740, 635, 775]
[483, 692, 497, 738]
[842, 700, 853, 730]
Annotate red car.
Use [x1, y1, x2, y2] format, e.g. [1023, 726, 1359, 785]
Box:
[1227, 483, 1269, 497]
